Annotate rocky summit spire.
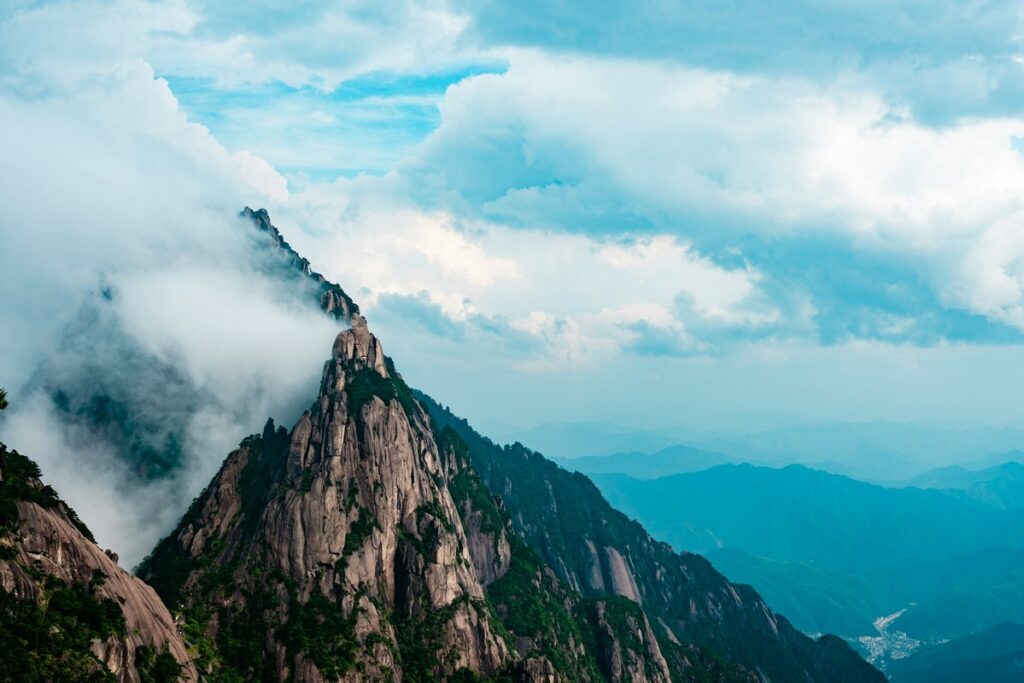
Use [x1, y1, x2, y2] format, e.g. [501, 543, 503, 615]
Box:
[138, 319, 511, 681]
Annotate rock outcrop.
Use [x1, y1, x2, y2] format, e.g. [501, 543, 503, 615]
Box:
[0, 443, 195, 682]
[139, 317, 512, 681]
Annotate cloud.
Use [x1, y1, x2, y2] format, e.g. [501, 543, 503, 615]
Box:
[147, 0, 487, 91]
[0, 2, 339, 566]
[327, 51, 1024, 345]
[457, 0, 1024, 123]
[6, 0, 1024, 561]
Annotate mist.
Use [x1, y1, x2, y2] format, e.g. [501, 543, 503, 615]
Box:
[0, 28, 341, 565]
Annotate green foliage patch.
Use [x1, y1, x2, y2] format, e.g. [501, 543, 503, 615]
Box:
[0, 574, 127, 682]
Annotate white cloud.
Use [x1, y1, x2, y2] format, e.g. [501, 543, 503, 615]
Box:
[376, 51, 1024, 334]
[0, 1, 335, 566]
[145, 1, 482, 90]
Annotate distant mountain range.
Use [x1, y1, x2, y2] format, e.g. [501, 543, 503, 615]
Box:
[582, 461, 1024, 658]
[902, 461, 1024, 509]
[592, 464, 1024, 574]
[517, 421, 1024, 481]
[554, 444, 737, 479]
[504, 421, 679, 459]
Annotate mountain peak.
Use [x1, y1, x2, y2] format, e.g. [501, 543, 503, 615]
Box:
[330, 314, 388, 378]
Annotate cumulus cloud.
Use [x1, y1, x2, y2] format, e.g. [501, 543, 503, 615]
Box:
[0, 2, 341, 565]
[319, 51, 1024, 345]
[458, 0, 1024, 123]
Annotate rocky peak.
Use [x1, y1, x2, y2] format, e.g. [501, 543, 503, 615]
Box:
[241, 206, 359, 321]
[330, 315, 388, 378]
[129, 210, 883, 682]
[139, 323, 511, 681]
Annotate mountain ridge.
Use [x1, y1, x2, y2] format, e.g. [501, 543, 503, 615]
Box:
[2, 208, 884, 681]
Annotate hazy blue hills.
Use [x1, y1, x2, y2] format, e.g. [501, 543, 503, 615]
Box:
[903, 461, 1024, 509]
[706, 548, 888, 636]
[554, 444, 736, 479]
[523, 419, 1024, 481]
[693, 422, 1024, 481]
[887, 621, 1024, 683]
[588, 463, 1024, 644]
[592, 464, 1024, 573]
[707, 545, 1024, 640]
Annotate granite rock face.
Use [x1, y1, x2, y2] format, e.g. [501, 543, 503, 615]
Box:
[0, 445, 196, 682]
[139, 318, 512, 681]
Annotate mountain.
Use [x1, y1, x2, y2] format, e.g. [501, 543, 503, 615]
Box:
[554, 445, 736, 479]
[0, 436, 195, 681]
[588, 464, 1024, 645]
[904, 461, 1024, 509]
[507, 422, 676, 459]
[693, 422, 1024, 481]
[422, 397, 882, 682]
[139, 319, 537, 681]
[590, 465, 1024, 574]
[887, 621, 1024, 683]
[524, 420, 1024, 482]
[130, 209, 883, 681]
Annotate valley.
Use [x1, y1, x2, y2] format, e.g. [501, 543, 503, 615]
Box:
[553, 444, 1024, 679]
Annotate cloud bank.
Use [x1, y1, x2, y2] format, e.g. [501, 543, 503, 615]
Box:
[0, 3, 340, 565]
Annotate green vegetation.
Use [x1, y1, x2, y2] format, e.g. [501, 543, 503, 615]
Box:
[487, 536, 603, 680]
[393, 595, 489, 683]
[0, 443, 96, 542]
[383, 356, 420, 421]
[136, 645, 184, 683]
[345, 358, 420, 425]
[340, 507, 377, 566]
[0, 573, 126, 682]
[300, 467, 315, 493]
[280, 585, 360, 680]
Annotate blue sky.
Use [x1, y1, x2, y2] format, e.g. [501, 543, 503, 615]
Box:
[5, 0, 1024, 432]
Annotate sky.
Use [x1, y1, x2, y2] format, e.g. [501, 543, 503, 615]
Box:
[5, 0, 1024, 436]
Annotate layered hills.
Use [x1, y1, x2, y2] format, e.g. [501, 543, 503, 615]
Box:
[585, 460, 1024, 660]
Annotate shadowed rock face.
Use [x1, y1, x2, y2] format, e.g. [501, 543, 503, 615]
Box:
[0, 444, 196, 682]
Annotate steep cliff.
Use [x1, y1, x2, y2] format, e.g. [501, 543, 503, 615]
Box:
[138, 317, 512, 681]
[0, 440, 195, 682]
[138, 311, 678, 681]
[421, 397, 885, 683]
